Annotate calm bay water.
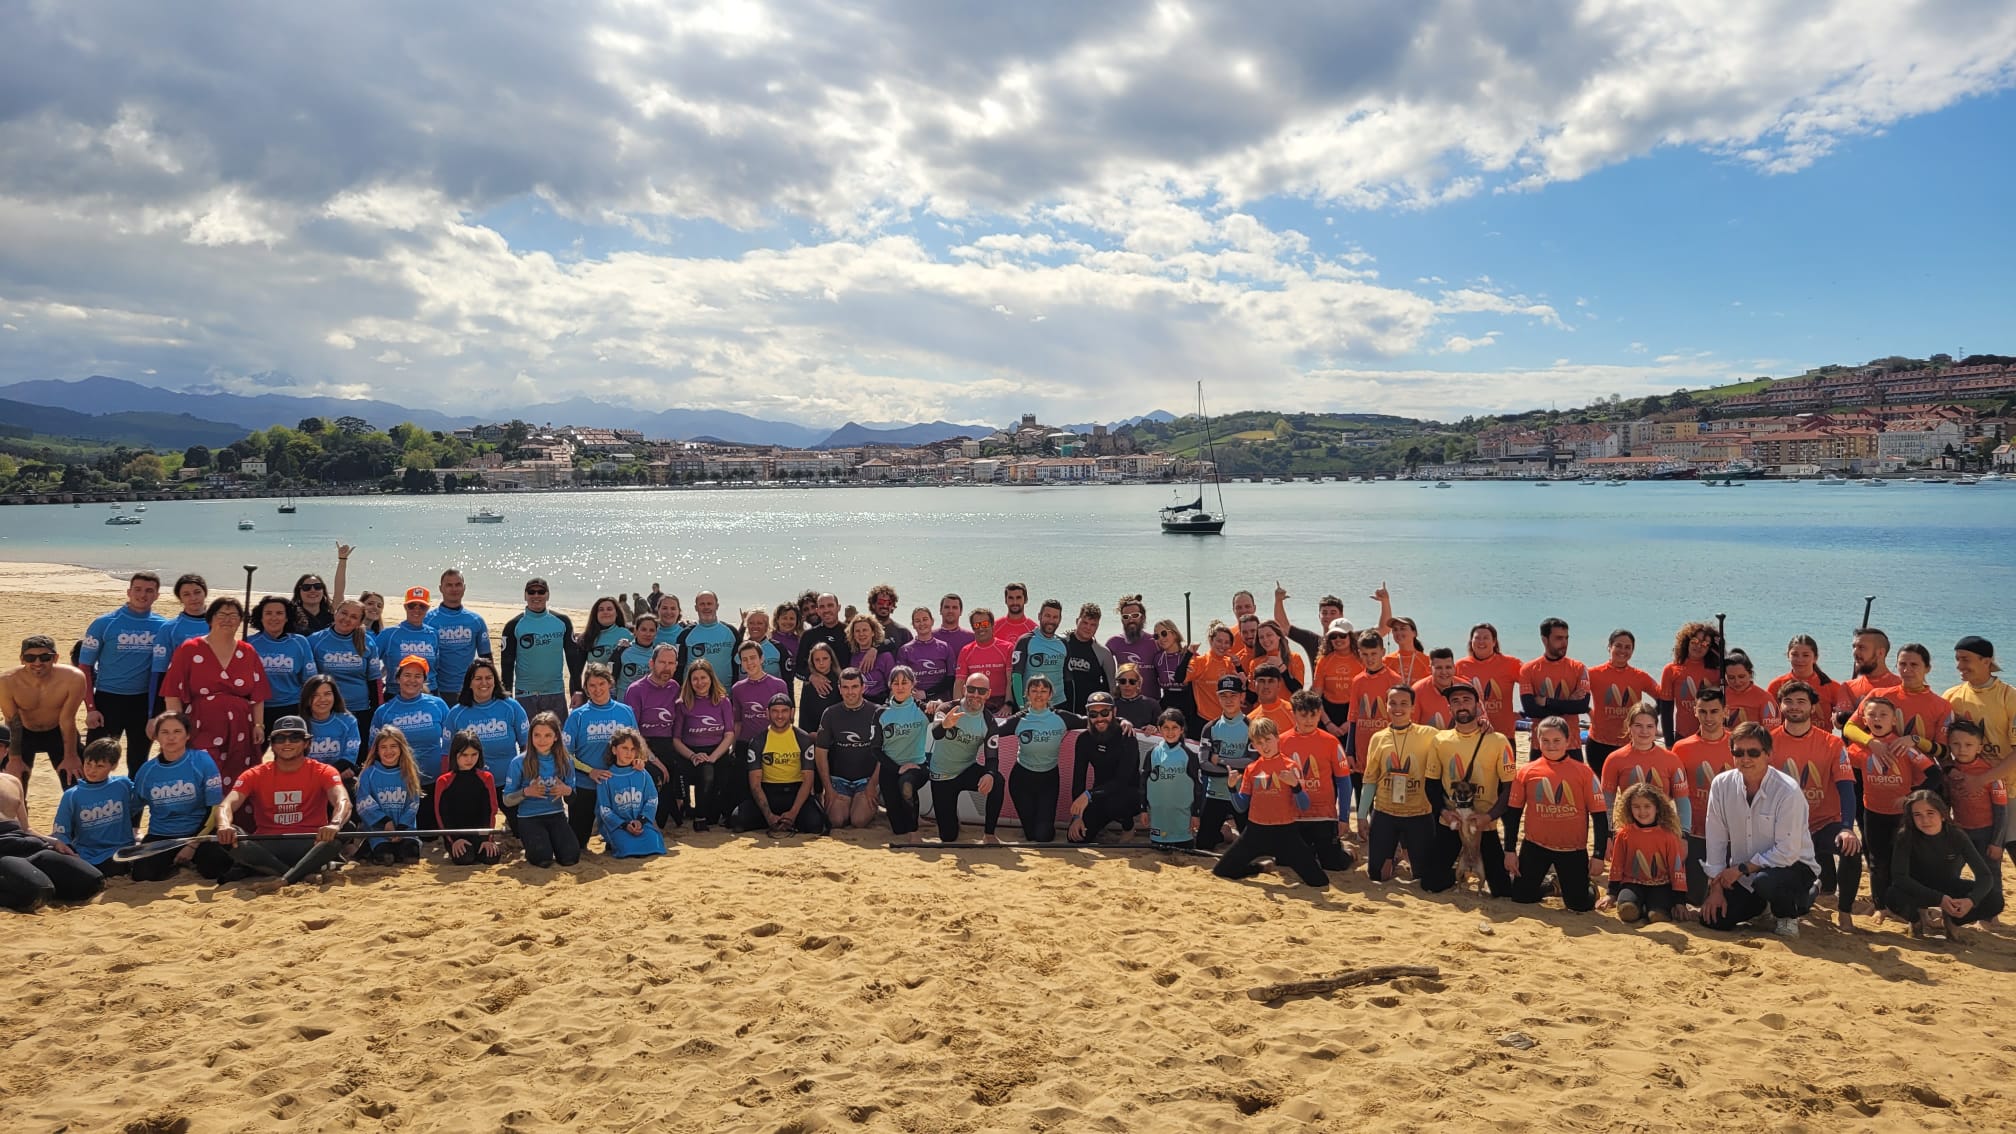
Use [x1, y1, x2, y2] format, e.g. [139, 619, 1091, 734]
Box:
[3, 481, 2011, 682]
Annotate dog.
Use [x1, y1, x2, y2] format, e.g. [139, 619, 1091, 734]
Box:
[1448, 779, 1486, 890]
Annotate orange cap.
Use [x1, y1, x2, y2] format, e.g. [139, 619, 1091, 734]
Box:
[403, 586, 431, 606]
[397, 655, 431, 674]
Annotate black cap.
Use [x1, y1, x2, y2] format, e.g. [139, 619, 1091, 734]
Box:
[1956, 635, 1995, 659]
[767, 692, 794, 708]
[1086, 691, 1114, 706]
[269, 715, 310, 738]
[1217, 675, 1246, 694]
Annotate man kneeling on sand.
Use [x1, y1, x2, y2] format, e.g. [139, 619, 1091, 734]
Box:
[215, 716, 353, 890]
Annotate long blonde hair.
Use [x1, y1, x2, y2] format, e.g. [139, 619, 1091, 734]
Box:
[679, 660, 728, 707]
[369, 725, 423, 798]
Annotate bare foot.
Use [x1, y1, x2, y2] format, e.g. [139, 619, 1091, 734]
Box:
[981, 833, 1002, 846]
[1836, 911, 1855, 932]
[249, 878, 287, 896]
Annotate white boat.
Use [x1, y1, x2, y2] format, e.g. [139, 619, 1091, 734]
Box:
[1434, 481, 1451, 489]
[1955, 475, 1980, 485]
[1819, 475, 1849, 486]
[1863, 478, 1886, 486]
[1576, 477, 1598, 485]
[467, 507, 506, 524]
[1604, 479, 1626, 487]
[109, 503, 122, 510]
[135, 504, 147, 512]
[237, 517, 256, 530]
[1262, 477, 1284, 485]
[105, 515, 142, 526]
[1977, 472, 2005, 482]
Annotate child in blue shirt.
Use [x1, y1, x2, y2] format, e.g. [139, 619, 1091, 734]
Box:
[596, 729, 666, 858]
[129, 711, 230, 882]
[357, 726, 424, 865]
[52, 740, 139, 871]
[502, 712, 579, 868]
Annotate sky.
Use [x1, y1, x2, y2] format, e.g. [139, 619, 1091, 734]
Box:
[1, 1, 2013, 428]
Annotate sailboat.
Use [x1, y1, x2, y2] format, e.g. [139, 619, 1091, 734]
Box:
[277, 494, 297, 514]
[1161, 383, 1228, 535]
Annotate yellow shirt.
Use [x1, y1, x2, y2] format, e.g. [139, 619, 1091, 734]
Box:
[757, 727, 814, 786]
[1944, 679, 2016, 780]
[1363, 723, 1439, 817]
[1427, 726, 1517, 805]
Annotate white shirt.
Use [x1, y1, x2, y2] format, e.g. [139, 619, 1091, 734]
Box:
[1703, 766, 1818, 886]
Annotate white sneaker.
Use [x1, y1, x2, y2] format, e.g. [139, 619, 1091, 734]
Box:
[1773, 917, 1801, 938]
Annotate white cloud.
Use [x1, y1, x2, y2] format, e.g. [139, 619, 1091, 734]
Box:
[1438, 332, 1500, 354]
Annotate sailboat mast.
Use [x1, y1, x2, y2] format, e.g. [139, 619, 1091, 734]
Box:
[1198, 382, 1225, 514]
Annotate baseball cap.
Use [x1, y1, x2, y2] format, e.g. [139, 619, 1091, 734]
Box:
[403, 586, 431, 606]
[1086, 691, 1114, 706]
[269, 715, 310, 738]
[1445, 682, 1479, 701]
[397, 655, 431, 674]
[1956, 635, 1995, 659]
[767, 692, 794, 708]
[1217, 674, 1247, 694]
[1326, 618, 1356, 638]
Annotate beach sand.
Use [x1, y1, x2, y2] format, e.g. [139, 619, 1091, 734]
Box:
[2, 561, 2013, 1133]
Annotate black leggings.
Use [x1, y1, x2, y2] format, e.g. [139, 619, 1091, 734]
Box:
[731, 782, 832, 835]
[228, 837, 343, 885]
[1425, 821, 1510, 896]
[447, 837, 503, 865]
[128, 834, 233, 883]
[1366, 811, 1436, 882]
[1512, 843, 1596, 910]
[0, 850, 104, 910]
[1887, 877, 2005, 925]
[518, 811, 580, 867]
[1070, 790, 1138, 842]
[1812, 821, 1863, 913]
[1606, 881, 1679, 920]
[89, 688, 156, 775]
[928, 764, 1004, 842]
[646, 738, 685, 826]
[1701, 864, 1815, 929]
[1864, 811, 1904, 911]
[1213, 822, 1329, 887]
[1299, 820, 1356, 872]
[880, 758, 929, 837]
[1009, 765, 1061, 842]
[566, 783, 599, 846]
[1197, 794, 1244, 851]
[1584, 739, 1621, 777]
[8, 726, 72, 791]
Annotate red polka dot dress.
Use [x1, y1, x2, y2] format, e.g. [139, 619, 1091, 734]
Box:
[164, 637, 271, 782]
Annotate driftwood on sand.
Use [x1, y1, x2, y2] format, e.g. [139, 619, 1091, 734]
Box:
[1246, 964, 1441, 1001]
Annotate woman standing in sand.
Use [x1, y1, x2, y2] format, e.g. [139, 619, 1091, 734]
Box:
[162, 597, 271, 784]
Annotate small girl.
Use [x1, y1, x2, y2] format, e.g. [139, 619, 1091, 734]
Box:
[1847, 697, 1942, 917]
[1889, 789, 2004, 939]
[433, 730, 503, 866]
[1139, 709, 1204, 849]
[357, 726, 423, 864]
[503, 713, 579, 868]
[1598, 782, 1689, 924]
[1941, 720, 2009, 861]
[597, 729, 666, 859]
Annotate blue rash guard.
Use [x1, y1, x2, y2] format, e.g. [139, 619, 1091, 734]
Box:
[79, 606, 171, 695]
[596, 766, 666, 857]
[308, 628, 382, 709]
[562, 699, 639, 787]
[375, 623, 443, 692]
[929, 707, 997, 780]
[880, 697, 931, 769]
[372, 693, 452, 778]
[1142, 739, 1205, 844]
[754, 639, 784, 680]
[502, 610, 573, 697]
[445, 697, 530, 768]
[160, 612, 210, 663]
[132, 750, 224, 838]
[503, 751, 569, 818]
[610, 640, 656, 700]
[1199, 714, 1252, 802]
[53, 777, 141, 865]
[676, 621, 740, 684]
[1009, 631, 1068, 707]
[247, 631, 318, 707]
[305, 712, 363, 772]
[424, 604, 492, 696]
[356, 762, 423, 847]
[1001, 708, 1087, 774]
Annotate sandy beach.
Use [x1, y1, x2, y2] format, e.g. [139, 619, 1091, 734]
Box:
[2, 560, 2013, 1133]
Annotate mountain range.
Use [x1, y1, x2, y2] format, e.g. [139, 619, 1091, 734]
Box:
[0, 376, 1168, 451]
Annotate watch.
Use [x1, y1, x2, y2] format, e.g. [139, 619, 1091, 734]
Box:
[1738, 862, 1754, 877]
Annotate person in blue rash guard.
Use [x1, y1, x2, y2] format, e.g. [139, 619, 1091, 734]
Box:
[356, 727, 425, 864]
[376, 587, 444, 693]
[130, 711, 231, 881]
[79, 571, 172, 775]
[51, 740, 139, 872]
[308, 599, 382, 739]
[674, 591, 741, 687]
[571, 597, 631, 697]
[445, 660, 530, 770]
[298, 674, 363, 778]
[740, 608, 785, 681]
[246, 596, 317, 732]
[609, 615, 660, 701]
[562, 663, 640, 848]
[159, 574, 212, 665]
[596, 728, 666, 858]
[424, 568, 492, 698]
[926, 673, 1006, 844]
[1196, 676, 1253, 851]
[878, 666, 933, 837]
[501, 578, 577, 723]
[371, 657, 452, 781]
[998, 674, 1092, 843]
[502, 713, 579, 868]
[1007, 599, 1069, 711]
[1139, 709, 1205, 848]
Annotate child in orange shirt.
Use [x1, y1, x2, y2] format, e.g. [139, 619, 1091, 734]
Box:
[1847, 697, 1943, 918]
[1210, 718, 1330, 887]
[1943, 720, 2010, 860]
[1598, 782, 1689, 925]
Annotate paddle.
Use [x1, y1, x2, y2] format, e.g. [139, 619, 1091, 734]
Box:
[1861, 595, 1876, 630]
[1715, 612, 1727, 691]
[889, 840, 1218, 857]
[113, 827, 504, 864]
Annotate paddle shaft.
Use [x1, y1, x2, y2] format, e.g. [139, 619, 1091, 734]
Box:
[114, 827, 502, 863]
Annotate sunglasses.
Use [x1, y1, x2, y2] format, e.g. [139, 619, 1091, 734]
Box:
[1088, 709, 1114, 717]
[1116, 677, 1141, 685]
[964, 685, 987, 692]
[1732, 747, 1766, 758]
[525, 588, 549, 596]
[21, 652, 56, 663]
[300, 582, 325, 591]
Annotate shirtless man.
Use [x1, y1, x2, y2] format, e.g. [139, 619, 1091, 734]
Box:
[0, 636, 86, 791]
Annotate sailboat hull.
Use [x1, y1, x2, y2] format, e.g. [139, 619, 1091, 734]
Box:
[1161, 515, 1226, 534]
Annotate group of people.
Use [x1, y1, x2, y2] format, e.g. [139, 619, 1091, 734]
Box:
[2, 553, 2010, 944]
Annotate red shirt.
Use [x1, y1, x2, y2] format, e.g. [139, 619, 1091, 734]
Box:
[1383, 651, 1432, 687]
[1519, 655, 1591, 739]
[1411, 677, 1456, 731]
[1768, 725, 1853, 831]
[1346, 667, 1405, 769]
[1852, 685, 1953, 748]
[1672, 732, 1735, 838]
[1282, 729, 1348, 821]
[1722, 683, 1777, 730]
[232, 759, 344, 834]
[1509, 756, 1602, 853]
[1852, 737, 1934, 816]
[1766, 671, 1852, 723]
[1659, 660, 1718, 737]
[1600, 744, 1688, 805]
[1236, 752, 1307, 826]
[1607, 824, 1688, 891]
[955, 638, 1016, 704]
[1588, 663, 1659, 746]
[1455, 653, 1522, 738]
[1845, 671, 1903, 705]
[1946, 760, 2009, 831]
[992, 614, 1038, 649]
[1315, 652, 1365, 704]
